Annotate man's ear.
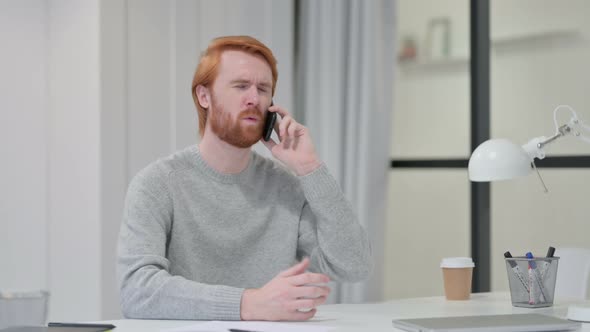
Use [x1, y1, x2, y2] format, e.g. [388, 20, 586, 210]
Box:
[195, 85, 211, 109]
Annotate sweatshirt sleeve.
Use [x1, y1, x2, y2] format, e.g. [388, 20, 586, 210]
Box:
[117, 167, 244, 320]
[295, 164, 373, 282]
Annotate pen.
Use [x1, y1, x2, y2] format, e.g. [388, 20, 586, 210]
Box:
[526, 252, 547, 304]
[228, 329, 261, 332]
[48, 322, 116, 330]
[503, 251, 529, 293]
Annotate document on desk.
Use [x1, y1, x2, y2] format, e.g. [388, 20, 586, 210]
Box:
[161, 320, 335, 332]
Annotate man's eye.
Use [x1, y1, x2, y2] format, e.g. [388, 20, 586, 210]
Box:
[258, 87, 268, 93]
[235, 84, 247, 89]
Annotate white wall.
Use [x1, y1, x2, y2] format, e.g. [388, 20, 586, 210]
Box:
[0, 0, 49, 293]
[47, 0, 102, 320]
[0, 0, 295, 321]
[1, 0, 104, 320]
[100, 0, 128, 320]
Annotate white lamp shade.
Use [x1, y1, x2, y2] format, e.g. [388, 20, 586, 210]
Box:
[468, 138, 533, 181]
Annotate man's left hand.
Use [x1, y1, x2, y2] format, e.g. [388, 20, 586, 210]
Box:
[260, 105, 322, 176]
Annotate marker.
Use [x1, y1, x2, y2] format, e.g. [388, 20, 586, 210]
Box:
[541, 246, 555, 280]
[526, 252, 547, 304]
[526, 252, 535, 304]
[504, 251, 529, 293]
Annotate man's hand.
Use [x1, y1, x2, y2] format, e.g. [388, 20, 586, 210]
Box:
[240, 257, 331, 321]
[260, 105, 322, 176]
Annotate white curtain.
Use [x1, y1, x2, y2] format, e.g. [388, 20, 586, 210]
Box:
[296, 0, 396, 303]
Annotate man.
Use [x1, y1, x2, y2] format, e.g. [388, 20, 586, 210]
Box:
[117, 35, 372, 321]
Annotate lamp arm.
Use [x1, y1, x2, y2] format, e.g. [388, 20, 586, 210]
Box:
[537, 124, 571, 149]
[552, 105, 590, 144]
[523, 106, 590, 161]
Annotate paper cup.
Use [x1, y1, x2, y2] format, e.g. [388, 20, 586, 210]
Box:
[441, 257, 474, 300]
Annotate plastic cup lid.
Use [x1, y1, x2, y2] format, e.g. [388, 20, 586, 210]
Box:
[441, 257, 475, 268]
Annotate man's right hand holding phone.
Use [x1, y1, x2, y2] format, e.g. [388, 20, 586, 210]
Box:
[240, 258, 331, 321]
[261, 104, 322, 177]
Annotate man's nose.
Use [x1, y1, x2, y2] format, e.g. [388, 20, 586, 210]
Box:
[244, 86, 260, 107]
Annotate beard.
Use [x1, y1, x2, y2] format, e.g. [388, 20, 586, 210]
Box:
[209, 97, 264, 148]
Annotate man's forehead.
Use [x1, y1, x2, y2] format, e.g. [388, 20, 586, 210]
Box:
[218, 50, 272, 81]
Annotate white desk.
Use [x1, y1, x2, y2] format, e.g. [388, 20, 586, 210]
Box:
[99, 292, 589, 331]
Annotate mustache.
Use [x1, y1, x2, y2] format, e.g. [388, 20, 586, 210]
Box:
[239, 108, 262, 119]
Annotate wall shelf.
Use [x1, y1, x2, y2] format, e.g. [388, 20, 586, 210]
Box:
[398, 56, 469, 71]
[397, 28, 581, 71]
[491, 28, 580, 47]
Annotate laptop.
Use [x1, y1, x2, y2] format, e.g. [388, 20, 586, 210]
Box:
[392, 313, 582, 332]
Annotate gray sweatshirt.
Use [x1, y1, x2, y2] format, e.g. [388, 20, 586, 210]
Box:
[117, 145, 372, 320]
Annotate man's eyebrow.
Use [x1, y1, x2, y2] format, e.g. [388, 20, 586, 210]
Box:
[229, 79, 271, 87]
[229, 79, 249, 84]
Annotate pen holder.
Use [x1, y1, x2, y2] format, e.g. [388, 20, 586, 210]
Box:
[0, 290, 49, 329]
[504, 257, 559, 308]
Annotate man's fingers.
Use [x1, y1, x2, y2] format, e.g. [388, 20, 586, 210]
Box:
[276, 116, 284, 139]
[287, 122, 298, 138]
[289, 308, 317, 321]
[266, 105, 305, 142]
[301, 295, 327, 308]
[312, 295, 328, 307]
[291, 285, 331, 299]
[278, 257, 310, 277]
[269, 104, 291, 118]
[288, 272, 330, 286]
[286, 297, 327, 312]
[279, 116, 292, 139]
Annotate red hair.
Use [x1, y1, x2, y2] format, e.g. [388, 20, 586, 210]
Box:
[191, 36, 278, 137]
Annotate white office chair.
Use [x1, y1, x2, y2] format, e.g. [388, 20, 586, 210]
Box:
[554, 247, 590, 300]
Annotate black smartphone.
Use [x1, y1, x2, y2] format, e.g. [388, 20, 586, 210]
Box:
[263, 101, 276, 142]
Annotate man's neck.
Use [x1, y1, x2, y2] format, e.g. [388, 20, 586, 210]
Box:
[198, 130, 251, 174]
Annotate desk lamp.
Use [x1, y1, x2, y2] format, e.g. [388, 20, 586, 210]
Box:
[469, 105, 590, 192]
[468, 105, 590, 322]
